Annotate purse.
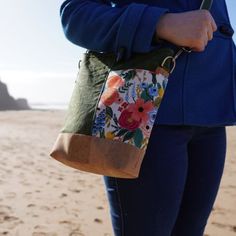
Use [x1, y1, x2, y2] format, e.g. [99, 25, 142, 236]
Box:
[50, 0, 213, 179]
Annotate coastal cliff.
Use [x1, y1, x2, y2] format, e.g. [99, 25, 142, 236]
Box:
[0, 80, 30, 110]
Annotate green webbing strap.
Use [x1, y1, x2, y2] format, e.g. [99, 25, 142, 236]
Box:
[200, 0, 213, 10]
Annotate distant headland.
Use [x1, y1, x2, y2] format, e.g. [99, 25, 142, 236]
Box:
[0, 80, 30, 110]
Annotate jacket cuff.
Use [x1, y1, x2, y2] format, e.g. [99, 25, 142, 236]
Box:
[132, 5, 169, 52]
[116, 3, 169, 59]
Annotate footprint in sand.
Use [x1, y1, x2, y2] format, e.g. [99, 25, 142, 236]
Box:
[23, 161, 35, 166]
[36, 168, 43, 173]
[4, 192, 16, 199]
[77, 180, 85, 184]
[23, 181, 32, 186]
[94, 218, 103, 223]
[60, 193, 67, 198]
[13, 165, 21, 168]
[40, 206, 51, 211]
[69, 233, 84, 236]
[0, 231, 10, 235]
[0, 205, 23, 228]
[0, 205, 12, 222]
[212, 221, 236, 232]
[33, 225, 57, 235]
[17, 172, 25, 178]
[34, 225, 48, 230]
[228, 225, 236, 232]
[59, 220, 76, 226]
[68, 188, 81, 193]
[212, 221, 227, 228]
[32, 233, 57, 236]
[69, 228, 84, 236]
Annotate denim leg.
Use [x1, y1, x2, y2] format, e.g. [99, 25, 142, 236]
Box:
[171, 126, 227, 236]
[103, 125, 194, 236]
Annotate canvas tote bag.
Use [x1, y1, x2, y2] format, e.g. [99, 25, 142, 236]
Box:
[50, 0, 213, 178]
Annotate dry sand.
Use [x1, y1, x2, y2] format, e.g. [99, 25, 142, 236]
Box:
[0, 110, 235, 236]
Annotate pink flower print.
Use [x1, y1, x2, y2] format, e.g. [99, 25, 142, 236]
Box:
[114, 96, 123, 104]
[127, 98, 154, 123]
[140, 123, 152, 137]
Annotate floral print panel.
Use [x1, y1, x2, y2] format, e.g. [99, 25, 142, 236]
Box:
[92, 68, 169, 150]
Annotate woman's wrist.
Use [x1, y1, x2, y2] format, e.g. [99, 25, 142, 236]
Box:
[154, 13, 172, 42]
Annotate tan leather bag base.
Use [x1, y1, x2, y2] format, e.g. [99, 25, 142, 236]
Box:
[50, 133, 145, 178]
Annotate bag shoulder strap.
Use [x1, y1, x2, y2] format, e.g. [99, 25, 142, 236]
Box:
[200, 0, 213, 10]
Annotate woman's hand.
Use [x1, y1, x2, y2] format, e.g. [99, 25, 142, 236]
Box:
[155, 9, 217, 52]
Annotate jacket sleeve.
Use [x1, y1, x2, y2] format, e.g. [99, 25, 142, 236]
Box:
[60, 0, 169, 59]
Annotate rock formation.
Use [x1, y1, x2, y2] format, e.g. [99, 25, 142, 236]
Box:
[0, 80, 30, 110]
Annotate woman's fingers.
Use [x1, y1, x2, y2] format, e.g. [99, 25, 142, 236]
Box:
[155, 9, 218, 52]
[208, 14, 217, 41]
[207, 28, 213, 41]
[210, 15, 218, 32]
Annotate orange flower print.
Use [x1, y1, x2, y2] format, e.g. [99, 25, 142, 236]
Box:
[100, 88, 119, 106]
[127, 98, 154, 123]
[107, 75, 125, 89]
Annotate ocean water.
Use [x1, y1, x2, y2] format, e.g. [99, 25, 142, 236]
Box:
[29, 103, 67, 110]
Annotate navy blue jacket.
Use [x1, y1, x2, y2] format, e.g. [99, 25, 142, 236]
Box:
[60, 0, 236, 126]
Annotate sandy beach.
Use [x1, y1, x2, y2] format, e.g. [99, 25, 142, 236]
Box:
[0, 110, 235, 236]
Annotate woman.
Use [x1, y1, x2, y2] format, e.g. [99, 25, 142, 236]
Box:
[59, 0, 236, 235]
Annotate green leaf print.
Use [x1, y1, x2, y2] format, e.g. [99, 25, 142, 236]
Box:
[118, 82, 133, 93]
[106, 106, 113, 118]
[140, 89, 152, 102]
[121, 70, 136, 81]
[113, 114, 118, 125]
[123, 131, 135, 142]
[157, 83, 162, 89]
[116, 128, 128, 137]
[152, 73, 157, 84]
[162, 80, 166, 90]
[134, 128, 143, 148]
[100, 129, 105, 138]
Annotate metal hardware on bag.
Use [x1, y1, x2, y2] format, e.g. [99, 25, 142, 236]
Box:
[161, 46, 193, 74]
[181, 47, 192, 53]
[161, 0, 212, 74]
[161, 56, 176, 74]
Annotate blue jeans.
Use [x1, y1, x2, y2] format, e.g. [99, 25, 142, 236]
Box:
[103, 125, 227, 236]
